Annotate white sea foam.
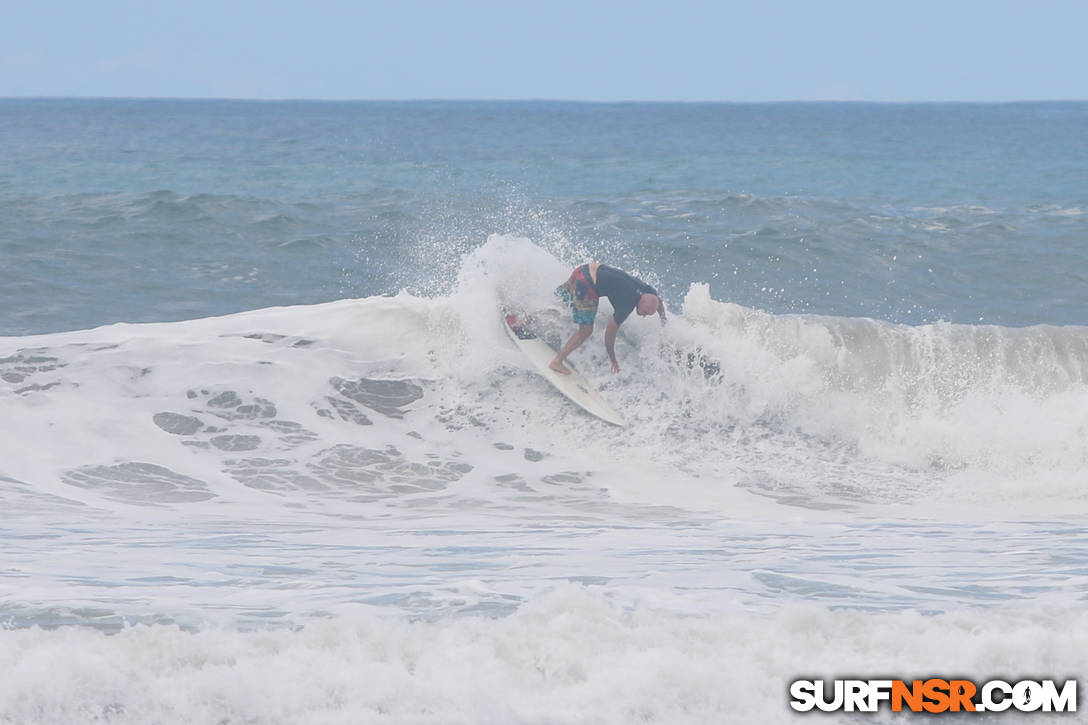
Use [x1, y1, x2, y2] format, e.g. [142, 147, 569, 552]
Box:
[4, 234, 1088, 517]
[2, 586, 1084, 725]
[676, 282, 1088, 507]
[3, 235, 1088, 724]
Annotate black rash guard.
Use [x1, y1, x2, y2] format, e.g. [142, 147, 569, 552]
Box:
[594, 265, 658, 325]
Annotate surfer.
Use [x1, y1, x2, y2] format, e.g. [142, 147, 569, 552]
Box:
[550, 263, 665, 375]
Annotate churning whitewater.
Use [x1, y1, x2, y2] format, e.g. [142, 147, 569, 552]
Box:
[3, 234, 1088, 722]
[2, 100, 1087, 724]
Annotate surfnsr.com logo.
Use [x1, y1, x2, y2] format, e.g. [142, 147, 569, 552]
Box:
[790, 678, 1077, 714]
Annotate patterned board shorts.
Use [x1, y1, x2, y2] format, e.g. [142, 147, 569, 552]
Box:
[555, 264, 599, 325]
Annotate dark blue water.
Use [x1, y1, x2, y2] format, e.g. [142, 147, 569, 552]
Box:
[2, 99, 1087, 335]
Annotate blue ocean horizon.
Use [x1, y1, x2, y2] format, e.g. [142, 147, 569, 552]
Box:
[2, 98, 1086, 335]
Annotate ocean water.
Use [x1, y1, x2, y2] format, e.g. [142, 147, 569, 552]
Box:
[1, 99, 1087, 723]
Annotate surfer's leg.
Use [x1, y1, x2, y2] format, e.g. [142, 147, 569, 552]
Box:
[550, 267, 599, 374]
[550, 324, 593, 375]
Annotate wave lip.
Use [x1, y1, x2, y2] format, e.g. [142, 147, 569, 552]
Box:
[677, 282, 1088, 502]
[5, 234, 1088, 517]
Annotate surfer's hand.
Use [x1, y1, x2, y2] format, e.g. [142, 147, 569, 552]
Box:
[611, 359, 620, 373]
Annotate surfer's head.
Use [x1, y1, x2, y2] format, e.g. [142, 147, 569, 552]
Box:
[636, 293, 660, 316]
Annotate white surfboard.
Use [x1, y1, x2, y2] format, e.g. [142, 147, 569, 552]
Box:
[502, 311, 626, 427]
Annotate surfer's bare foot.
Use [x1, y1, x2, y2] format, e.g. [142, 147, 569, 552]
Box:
[549, 359, 572, 375]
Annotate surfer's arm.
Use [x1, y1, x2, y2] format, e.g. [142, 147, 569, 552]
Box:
[605, 317, 620, 372]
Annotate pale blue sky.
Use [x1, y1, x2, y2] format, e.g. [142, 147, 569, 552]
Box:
[3, 0, 1086, 101]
